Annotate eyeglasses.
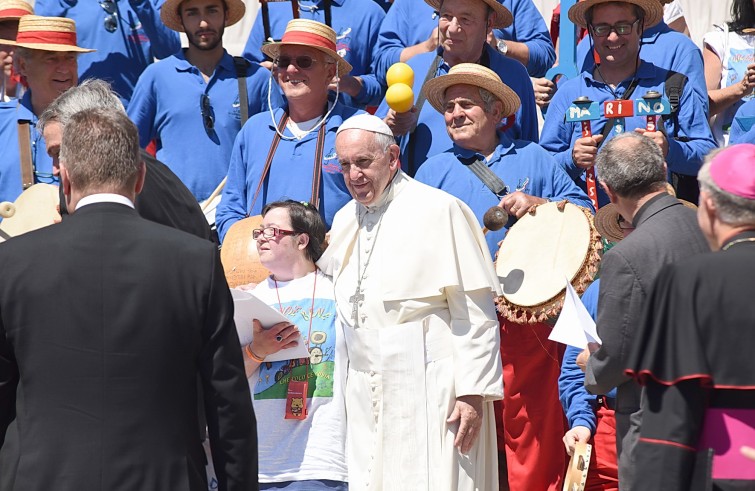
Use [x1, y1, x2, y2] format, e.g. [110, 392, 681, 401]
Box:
[275, 55, 328, 70]
[99, 0, 118, 33]
[252, 227, 300, 240]
[200, 94, 214, 132]
[590, 19, 640, 38]
[616, 215, 634, 230]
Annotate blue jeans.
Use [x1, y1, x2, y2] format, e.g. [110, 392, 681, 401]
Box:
[259, 480, 348, 490]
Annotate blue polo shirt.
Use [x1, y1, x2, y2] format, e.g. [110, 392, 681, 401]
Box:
[0, 92, 56, 204]
[128, 50, 281, 201]
[242, 0, 385, 108]
[558, 280, 617, 434]
[374, 0, 555, 79]
[215, 103, 363, 242]
[415, 133, 592, 258]
[729, 98, 755, 144]
[375, 44, 538, 175]
[35, 0, 180, 106]
[540, 61, 717, 208]
[575, 21, 708, 112]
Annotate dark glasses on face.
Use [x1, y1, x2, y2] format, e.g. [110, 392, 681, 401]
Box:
[99, 0, 118, 32]
[275, 55, 322, 70]
[590, 19, 640, 38]
[200, 94, 214, 132]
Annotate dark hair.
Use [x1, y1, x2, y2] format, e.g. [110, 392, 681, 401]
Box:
[261, 200, 326, 262]
[729, 0, 755, 33]
[585, 2, 645, 27]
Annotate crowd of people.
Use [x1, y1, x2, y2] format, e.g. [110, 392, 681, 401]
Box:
[0, 0, 754, 490]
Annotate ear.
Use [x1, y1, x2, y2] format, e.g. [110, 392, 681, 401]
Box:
[15, 54, 27, 78]
[134, 160, 147, 195]
[388, 143, 401, 171]
[224, 7, 230, 26]
[492, 99, 504, 121]
[60, 164, 72, 197]
[599, 180, 617, 204]
[297, 232, 310, 252]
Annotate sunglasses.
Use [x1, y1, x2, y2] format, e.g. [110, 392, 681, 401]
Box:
[590, 19, 640, 38]
[252, 227, 299, 240]
[99, 0, 118, 32]
[275, 55, 328, 70]
[200, 94, 214, 132]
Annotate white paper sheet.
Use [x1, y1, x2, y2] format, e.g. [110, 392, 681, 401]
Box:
[231, 289, 310, 362]
[548, 280, 602, 349]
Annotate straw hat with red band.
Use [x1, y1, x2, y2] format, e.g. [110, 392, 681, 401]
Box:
[160, 0, 245, 33]
[0, 0, 33, 21]
[0, 15, 94, 52]
[424, 0, 512, 29]
[568, 0, 663, 30]
[261, 19, 353, 78]
[424, 63, 521, 117]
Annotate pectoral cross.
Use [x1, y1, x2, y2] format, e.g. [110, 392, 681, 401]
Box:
[349, 289, 365, 324]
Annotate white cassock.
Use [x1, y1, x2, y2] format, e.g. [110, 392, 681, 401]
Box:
[318, 171, 504, 491]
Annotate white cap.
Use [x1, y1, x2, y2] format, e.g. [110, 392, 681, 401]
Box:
[336, 113, 394, 138]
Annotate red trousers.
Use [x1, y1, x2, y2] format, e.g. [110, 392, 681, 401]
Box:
[584, 406, 619, 491]
[496, 319, 568, 491]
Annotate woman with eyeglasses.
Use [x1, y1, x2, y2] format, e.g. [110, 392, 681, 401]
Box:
[237, 200, 347, 491]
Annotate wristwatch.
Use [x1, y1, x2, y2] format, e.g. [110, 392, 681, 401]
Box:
[496, 38, 509, 56]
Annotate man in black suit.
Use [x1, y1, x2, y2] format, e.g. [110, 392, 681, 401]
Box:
[0, 109, 257, 491]
[37, 79, 214, 242]
[582, 132, 709, 490]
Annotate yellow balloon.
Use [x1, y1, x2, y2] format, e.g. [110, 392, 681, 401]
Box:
[386, 83, 414, 113]
[386, 62, 414, 87]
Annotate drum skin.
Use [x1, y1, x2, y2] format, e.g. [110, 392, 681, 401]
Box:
[220, 215, 270, 288]
[0, 184, 61, 241]
[495, 202, 602, 324]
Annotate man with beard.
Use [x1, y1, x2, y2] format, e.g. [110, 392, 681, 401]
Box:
[127, 0, 281, 202]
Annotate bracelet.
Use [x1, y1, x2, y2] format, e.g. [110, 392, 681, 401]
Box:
[244, 343, 265, 363]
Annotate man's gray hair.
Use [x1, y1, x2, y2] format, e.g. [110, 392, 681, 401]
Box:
[60, 109, 141, 194]
[38, 79, 125, 132]
[698, 148, 755, 226]
[374, 131, 395, 152]
[478, 87, 498, 113]
[595, 132, 667, 199]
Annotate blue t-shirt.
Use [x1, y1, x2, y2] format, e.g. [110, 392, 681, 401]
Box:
[242, 0, 385, 108]
[415, 134, 592, 258]
[375, 44, 538, 175]
[540, 61, 717, 207]
[35, 0, 181, 106]
[128, 50, 282, 201]
[374, 0, 555, 78]
[0, 92, 57, 203]
[215, 103, 363, 242]
[729, 98, 755, 144]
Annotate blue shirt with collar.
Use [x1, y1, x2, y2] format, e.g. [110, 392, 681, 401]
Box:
[35, 0, 181, 106]
[374, 0, 555, 79]
[127, 50, 282, 201]
[540, 60, 717, 208]
[0, 92, 57, 204]
[558, 280, 617, 435]
[242, 0, 385, 108]
[414, 133, 592, 258]
[575, 21, 708, 112]
[215, 103, 363, 242]
[375, 44, 538, 175]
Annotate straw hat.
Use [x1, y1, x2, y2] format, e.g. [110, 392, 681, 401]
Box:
[424, 0, 513, 29]
[0, 16, 94, 52]
[0, 0, 33, 21]
[261, 19, 352, 78]
[160, 0, 245, 32]
[424, 63, 521, 117]
[595, 192, 696, 244]
[568, 0, 663, 30]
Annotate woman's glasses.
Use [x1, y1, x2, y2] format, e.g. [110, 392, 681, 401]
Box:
[252, 227, 299, 240]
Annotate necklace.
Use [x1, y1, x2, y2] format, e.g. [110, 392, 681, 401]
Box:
[722, 237, 755, 251]
[349, 205, 387, 326]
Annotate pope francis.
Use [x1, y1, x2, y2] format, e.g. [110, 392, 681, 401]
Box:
[318, 114, 504, 490]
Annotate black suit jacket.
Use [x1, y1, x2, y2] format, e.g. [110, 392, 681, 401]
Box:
[59, 150, 214, 242]
[0, 202, 256, 491]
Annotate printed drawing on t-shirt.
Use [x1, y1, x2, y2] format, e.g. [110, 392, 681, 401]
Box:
[254, 297, 336, 401]
[727, 48, 755, 102]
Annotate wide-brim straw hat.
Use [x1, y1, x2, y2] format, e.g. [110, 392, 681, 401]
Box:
[568, 0, 663, 30]
[595, 192, 696, 243]
[261, 19, 352, 78]
[424, 63, 521, 117]
[424, 0, 512, 29]
[0, 15, 94, 52]
[0, 0, 33, 21]
[160, 0, 245, 32]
